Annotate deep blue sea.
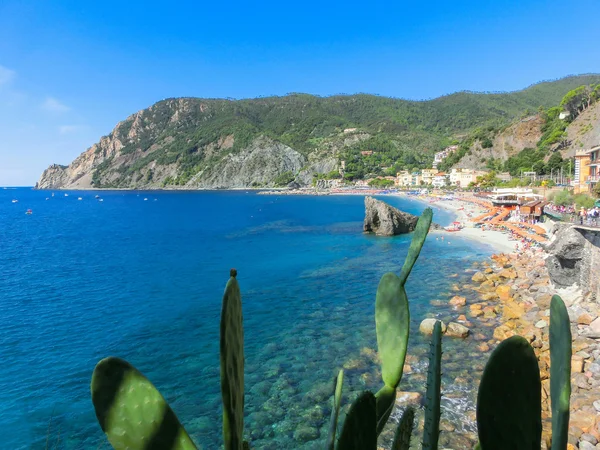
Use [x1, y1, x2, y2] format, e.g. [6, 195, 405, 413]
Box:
[0, 188, 497, 449]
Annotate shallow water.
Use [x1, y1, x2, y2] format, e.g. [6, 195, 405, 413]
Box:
[0, 189, 495, 449]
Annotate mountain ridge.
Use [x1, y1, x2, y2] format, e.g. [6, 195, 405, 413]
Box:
[36, 74, 600, 190]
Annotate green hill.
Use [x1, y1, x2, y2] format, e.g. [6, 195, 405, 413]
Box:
[36, 74, 600, 190]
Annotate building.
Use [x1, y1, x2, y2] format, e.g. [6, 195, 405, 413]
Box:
[421, 169, 437, 185]
[496, 172, 512, 182]
[432, 145, 459, 169]
[395, 171, 423, 187]
[448, 168, 489, 187]
[573, 146, 600, 194]
[360, 150, 374, 156]
[432, 172, 448, 188]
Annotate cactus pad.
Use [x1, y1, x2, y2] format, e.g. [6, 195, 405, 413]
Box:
[392, 406, 415, 450]
[327, 369, 344, 450]
[375, 273, 409, 389]
[337, 391, 377, 450]
[422, 320, 442, 450]
[398, 207, 433, 286]
[91, 357, 197, 450]
[374, 384, 397, 435]
[550, 295, 571, 450]
[476, 336, 541, 450]
[220, 270, 245, 450]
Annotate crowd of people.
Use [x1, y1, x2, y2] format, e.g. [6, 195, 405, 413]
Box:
[545, 203, 600, 227]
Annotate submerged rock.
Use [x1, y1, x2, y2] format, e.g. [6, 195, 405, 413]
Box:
[363, 196, 441, 236]
[446, 322, 470, 338]
[419, 318, 447, 334]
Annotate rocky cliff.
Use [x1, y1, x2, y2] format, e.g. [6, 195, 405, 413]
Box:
[455, 116, 544, 170]
[36, 76, 600, 190]
[363, 196, 441, 235]
[545, 223, 600, 301]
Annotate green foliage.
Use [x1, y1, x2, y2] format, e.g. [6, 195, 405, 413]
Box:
[549, 296, 571, 450]
[593, 182, 600, 198]
[273, 171, 295, 187]
[554, 189, 573, 206]
[91, 357, 197, 450]
[220, 270, 245, 450]
[89, 75, 600, 187]
[573, 193, 596, 209]
[423, 320, 442, 450]
[476, 336, 542, 450]
[368, 178, 395, 188]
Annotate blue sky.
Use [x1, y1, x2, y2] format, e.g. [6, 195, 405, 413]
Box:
[0, 0, 599, 186]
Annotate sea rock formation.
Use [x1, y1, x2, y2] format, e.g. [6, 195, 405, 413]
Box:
[545, 223, 600, 300]
[363, 196, 441, 236]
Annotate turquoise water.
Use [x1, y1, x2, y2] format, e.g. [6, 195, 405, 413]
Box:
[0, 189, 495, 449]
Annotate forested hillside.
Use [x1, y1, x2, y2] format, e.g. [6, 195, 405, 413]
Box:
[36, 74, 600, 190]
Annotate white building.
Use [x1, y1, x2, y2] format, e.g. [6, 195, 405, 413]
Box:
[432, 172, 448, 188]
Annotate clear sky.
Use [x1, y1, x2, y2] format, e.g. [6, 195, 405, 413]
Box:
[1, 0, 599, 186]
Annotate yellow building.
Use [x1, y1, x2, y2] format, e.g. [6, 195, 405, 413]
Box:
[421, 169, 437, 185]
[573, 147, 599, 194]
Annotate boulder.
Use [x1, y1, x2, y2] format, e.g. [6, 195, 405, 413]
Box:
[446, 322, 470, 338]
[449, 295, 467, 307]
[545, 225, 587, 287]
[472, 271, 487, 283]
[419, 318, 447, 335]
[363, 196, 441, 236]
[496, 285, 511, 301]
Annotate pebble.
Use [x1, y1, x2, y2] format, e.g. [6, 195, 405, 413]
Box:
[593, 400, 600, 412]
[581, 433, 598, 445]
[578, 441, 596, 450]
[535, 320, 548, 328]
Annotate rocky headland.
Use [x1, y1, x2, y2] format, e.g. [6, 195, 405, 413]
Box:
[363, 196, 442, 236]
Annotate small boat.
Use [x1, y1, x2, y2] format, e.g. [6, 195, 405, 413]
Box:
[144, 198, 148, 201]
[99, 198, 104, 202]
[444, 221, 464, 232]
[11, 199, 18, 203]
[64, 193, 69, 197]
[25, 209, 32, 215]
[78, 197, 83, 201]
[95, 195, 100, 199]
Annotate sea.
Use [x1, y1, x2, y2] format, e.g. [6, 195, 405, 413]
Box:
[0, 188, 498, 449]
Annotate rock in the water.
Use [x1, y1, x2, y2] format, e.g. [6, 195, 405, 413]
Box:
[363, 196, 441, 236]
[449, 295, 467, 307]
[446, 322, 470, 338]
[419, 318, 447, 335]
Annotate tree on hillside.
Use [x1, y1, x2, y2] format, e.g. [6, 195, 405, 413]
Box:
[546, 152, 564, 173]
[560, 85, 594, 118]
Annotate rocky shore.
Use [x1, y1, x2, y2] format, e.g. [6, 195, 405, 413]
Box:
[438, 247, 600, 449]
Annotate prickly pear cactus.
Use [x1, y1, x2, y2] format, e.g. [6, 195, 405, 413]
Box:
[220, 269, 244, 450]
[337, 391, 377, 450]
[374, 208, 432, 433]
[91, 357, 197, 450]
[327, 369, 344, 450]
[476, 336, 542, 450]
[398, 207, 433, 286]
[391, 406, 415, 450]
[550, 295, 571, 450]
[423, 320, 442, 450]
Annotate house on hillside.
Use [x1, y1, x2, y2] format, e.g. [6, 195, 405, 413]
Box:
[361, 150, 374, 156]
[432, 145, 459, 169]
[573, 146, 600, 194]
